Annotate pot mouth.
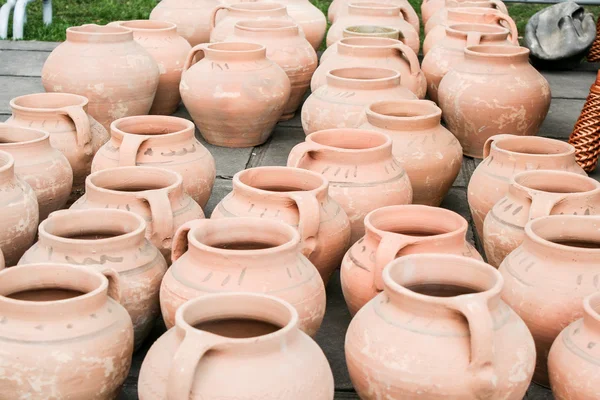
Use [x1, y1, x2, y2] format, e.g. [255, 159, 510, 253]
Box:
[0, 123, 49, 146]
[338, 36, 400, 47]
[584, 292, 600, 323]
[348, 2, 400, 10]
[446, 22, 508, 35]
[327, 67, 400, 82]
[465, 44, 530, 58]
[66, 24, 133, 42]
[234, 19, 299, 32]
[344, 25, 400, 36]
[229, 2, 286, 11]
[68, 24, 129, 35]
[526, 215, 600, 252]
[0, 150, 14, 174]
[205, 42, 266, 53]
[117, 20, 176, 31]
[86, 166, 182, 194]
[234, 166, 328, 196]
[307, 128, 391, 152]
[367, 100, 441, 121]
[111, 115, 194, 139]
[449, 6, 503, 14]
[492, 135, 575, 157]
[10, 92, 88, 112]
[513, 170, 600, 194]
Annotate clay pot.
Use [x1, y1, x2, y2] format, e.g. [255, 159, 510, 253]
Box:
[0, 263, 133, 399]
[71, 166, 205, 263]
[499, 215, 600, 386]
[312, 38, 426, 98]
[341, 205, 482, 315]
[180, 42, 290, 147]
[149, 0, 220, 46]
[160, 218, 326, 336]
[425, 0, 509, 34]
[91, 115, 216, 207]
[288, 129, 413, 244]
[268, 0, 327, 50]
[439, 45, 552, 158]
[0, 151, 38, 267]
[361, 100, 463, 206]
[211, 166, 351, 284]
[343, 25, 400, 40]
[346, 253, 536, 399]
[484, 170, 600, 268]
[138, 292, 334, 399]
[301, 67, 417, 135]
[329, 0, 419, 33]
[19, 209, 168, 349]
[0, 124, 72, 221]
[41, 24, 160, 130]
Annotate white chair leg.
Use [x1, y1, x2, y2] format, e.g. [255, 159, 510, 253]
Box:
[42, 0, 51, 25]
[0, 0, 17, 39]
[12, 0, 33, 40]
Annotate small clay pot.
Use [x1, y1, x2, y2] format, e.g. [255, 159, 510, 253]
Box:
[329, 0, 419, 32]
[425, 0, 509, 34]
[150, 0, 221, 46]
[342, 25, 400, 40]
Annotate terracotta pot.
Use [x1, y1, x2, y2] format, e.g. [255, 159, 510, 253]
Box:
[342, 25, 400, 39]
[160, 218, 326, 336]
[0, 263, 133, 399]
[499, 215, 600, 386]
[346, 253, 536, 399]
[180, 42, 290, 148]
[484, 170, 600, 268]
[361, 100, 462, 206]
[329, 0, 419, 33]
[288, 129, 413, 244]
[138, 293, 334, 399]
[41, 24, 160, 130]
[264, 0, 327, 50]
[312, 37, 426, 98]
[91, 115, 216, 207]
[0, 124, 72, 221]
[439, 45, 551, 158]
[341, 205, 482, 315]
[19, 209, 168, 350]
[149, 0, 220, 46]
[0, 151, 38, 267]
[421, 0, 444, 25]
[301, 67, 417, 135]
[421, 23, 513, 103]
[211, 166, 351, 284]
[425, 0, 509, 34]
[71, 166, 205, 263]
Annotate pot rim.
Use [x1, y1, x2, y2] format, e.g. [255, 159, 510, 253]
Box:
[10, 92, 89, 113]
[489, 135, 576, 159]
[228, 2, 287, 12]
[234, 19, 299, 32]
[110, 115, 195, 141]
[326, 66, 401, 84]
[343, 25, 400, 35]
[232, 166, 329, 198]
[85, 166, 184, 196]
[511, 170, 600, 196]
[306, 128, 392, 154]
[366, 100, 442, 123]
[116, 19, 177, 32]
[0, 123, 50, 146]
[0, 150, 14, 174]
[464, 44, 530, 59]
[525, 215, 600, 254]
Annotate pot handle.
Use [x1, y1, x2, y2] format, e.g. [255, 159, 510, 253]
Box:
[489, 0, 509, 15]
[466, 31, 483, 47]
[59, 105, 93, 156]
[118, 134, 148, 167]
[210, 5, 230, 29]
[183, 44, 208, 72]
[398, 4, 412, 24]
[391, 43, 421, 76]
[136, 190, 175, 251]
[289, 192, 321, 257]
[482, 134, 513, 159]
[172, 219, 209, 263]
[101, 268, 122, 303]
[486, 13, 518, 44]
[526, 191, 566, 221]
[373, 234, 419, 290]
[287, 142, 324, 168]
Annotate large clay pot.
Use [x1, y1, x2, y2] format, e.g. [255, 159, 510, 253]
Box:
[266, 0, 327, 50]
[0, 124, 72, 221]
[342, 25, 400, 39]
[0, 151, 38, 267]
[149, 0, 220, 46]
[0, 263, 133, 399]
[439, 45, 552, 158]
[346, 253, 536, 399]
[180, 42, 290, 148]
[341, 205, 482, 315]
[361, 100, 463, 206]
[160, 218, 326, 336]
[499, 215, 600, 386]
[71, 166, 205, 263]
[329, 0, 419, 32]
[425, 0, 509, 34]
[301, 67, 416, 135]
[484, 170, 600, 268]
[41, 24, 160, 130]
[138, 293, 334, 399]
[19, 209, 168, 350]
[288, 129, 413, 244]
[312, 37, 426, 99]
[91, 115, 216, 207]
[211, 166, 351, 284]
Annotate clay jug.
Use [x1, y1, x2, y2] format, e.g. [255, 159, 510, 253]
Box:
[499, 215, 600, 386]
[41, 24, 160, 130]
[329, 0, 419, 32]
[264, 0, 327, 50]
[439, 45, 552, 158]
[19, 209, 168, 349]
[311, 38, 426, 99]
[341, 205, 482, 315]
[225, 20, 317, 120]
[71, 166, 205, 263]
[161, 218, 326, 336]
[301, 67, 417, 135]
[421, 23, 513, 103]
[0, 124, 72, 221]
[425, 0, 509, 33]
[149, 0, 220, 46]
[288, 129, 413, 244]
[211, 166, 351, 284]
[180, 42, 290, 148]
[343, 25, 400, 39]
[346, 253, 536, 399]
[0, 263, 133, 399]
[6, 93, 108, 199]
[361, 100, 463, 206]
[484, 170, 600, 268]
[0, 151, 38, 267]
[91, 115, 216, 207]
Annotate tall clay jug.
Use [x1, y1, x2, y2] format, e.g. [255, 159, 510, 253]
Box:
[328, 0, 419, 32]
[150, 0, 221, 46]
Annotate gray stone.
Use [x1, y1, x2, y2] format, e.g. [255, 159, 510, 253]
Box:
[540, 98, 586, 139]
[204, 178, 233, 217]
[0, 49, 49, 76]
[0, 76, 44, 113]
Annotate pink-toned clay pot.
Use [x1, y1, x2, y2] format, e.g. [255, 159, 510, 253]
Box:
[138, 293, 334, 399]
[0, 151, 38, 267]
[41, 24, 160, 130]
[499, 215, 600, 386]
[211, 167, 351, 285]
[301, 67, 417, 135]
[484, 170, 600, 268]
[19, 209, 168, 350]
[180, 42, 290, 148]
[0, 124, 72, 221]
[341, 205, 482, 315]
[361, 100, 462, 206]
[265, 0, 327, 50]
[342, 25, 400, 39]
[288, 129, 413, 244]
[91, 115, 216, 207]
[0, 263, 133, 399]
[150, 0, 221, 46]
[160, 218, 326, 336]
[425, 0, 509, 34]
[346, 253, 535, 399]
[328, 0, 419, 32]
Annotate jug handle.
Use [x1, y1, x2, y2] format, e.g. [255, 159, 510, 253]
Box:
[489, 0, 508, 15]
[210, 5, 231, 29]
[374, 233, 419, 290]
[466, 31, 482, 47]
[482, 134, 513, 159]
[289, 191, 321, 257]
[59, 105, 93, 156]
[101, 268, 122, 304]
[398, 5, 412, 24]
[136, 190, 175, 251]
[526, 191, 567, 221]
[486, 13, 518, 44]
[183, 44, 208, 72]
[287, 142, 324, 169]
[171, 219, 209, 263]
[118, 134, 148, 167]
[391, 43, 421, 76]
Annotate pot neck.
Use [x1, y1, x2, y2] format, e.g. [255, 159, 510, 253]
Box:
[447, 7, 502, 22]
[0, 124, 52, 153]
[305, 128, 393, 164]
[117, 20, 179, 38]
[464, 44, 530, 65]
[487, 135, 577, 168]
[110, 115, 195, 146]
[66, 24, 133, 43]
[202, 42, 267, 62]
[233, 20, 300, 38]
[366, 100, 442, 131]
[508, 170, 600, 203]
[348, 2, 401, 17]
[10, 93, 88, 119]
[226, 3, 288, 17]
[336, 37, 400, 57]
[326, 67, 401, 90]
[0, 151, 15, 184]
[445, 23, 509, 42]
